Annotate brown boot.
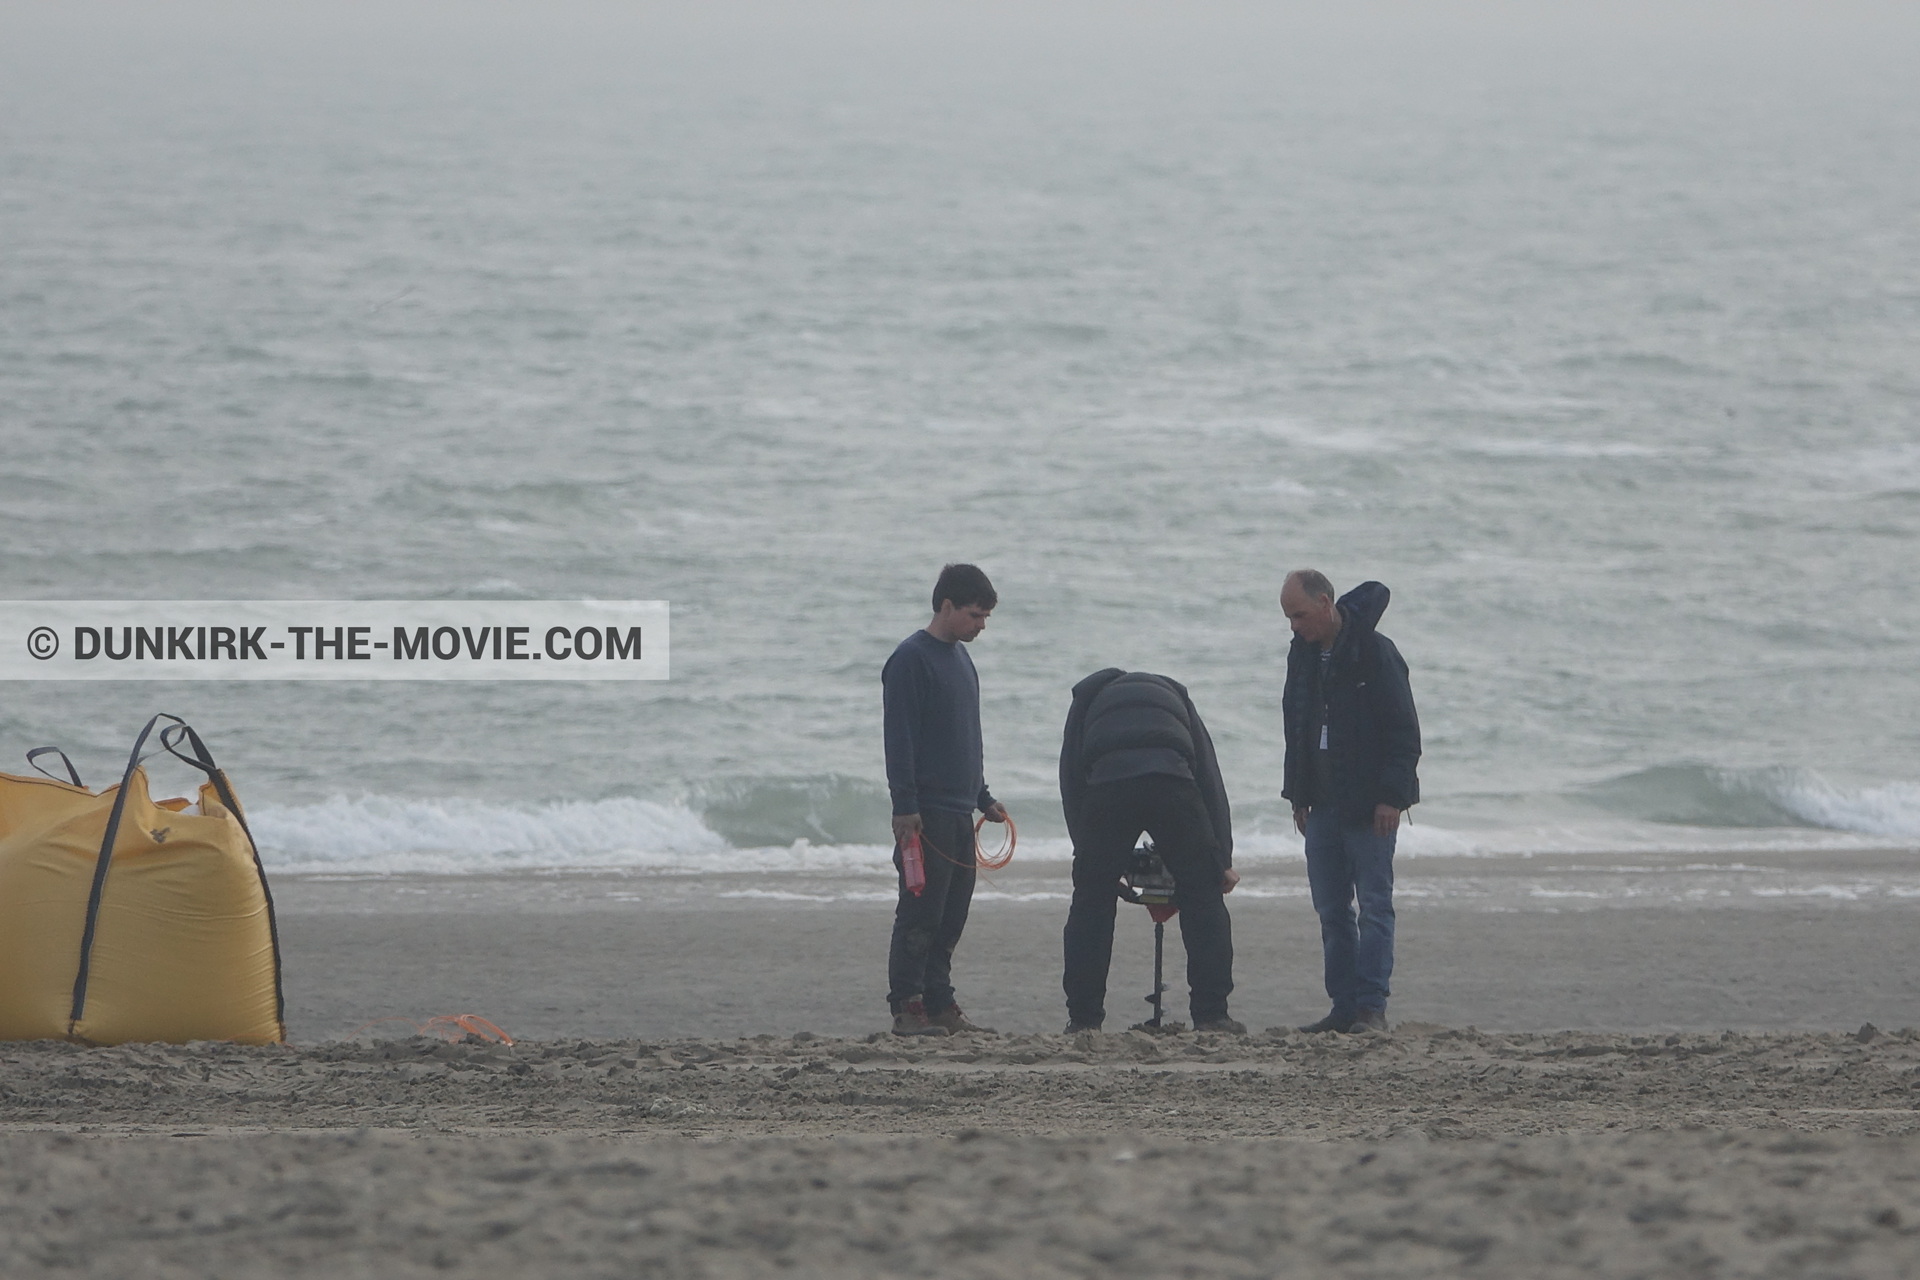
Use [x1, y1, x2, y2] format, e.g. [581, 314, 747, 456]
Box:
[1297, 1009, 1355, 1034]
[891, 996, 948, 1037]
[1345, 1007, 1389, 1035]
[929, 1003, 993, 1034]
[1193, 1016, 1248, 1036]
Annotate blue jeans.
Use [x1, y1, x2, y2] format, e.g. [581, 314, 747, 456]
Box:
[1303, 807, 1395, 1014]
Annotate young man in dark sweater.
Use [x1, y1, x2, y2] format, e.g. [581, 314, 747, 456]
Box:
[881, 563, 1009, 1036]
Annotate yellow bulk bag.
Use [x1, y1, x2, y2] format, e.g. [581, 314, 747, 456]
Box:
[0, 715, 285, 1045]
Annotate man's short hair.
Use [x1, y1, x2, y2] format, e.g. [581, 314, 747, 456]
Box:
[1288, 568, 1336, 602]
[932, 563, 997, 613]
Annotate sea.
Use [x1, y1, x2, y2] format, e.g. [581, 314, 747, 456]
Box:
[4, 3, 1918, 908]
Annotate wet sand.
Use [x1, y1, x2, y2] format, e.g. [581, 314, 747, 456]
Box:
[271, 859, 1920, 1041]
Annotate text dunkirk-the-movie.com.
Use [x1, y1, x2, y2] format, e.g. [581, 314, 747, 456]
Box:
[0, 602, 668, 681]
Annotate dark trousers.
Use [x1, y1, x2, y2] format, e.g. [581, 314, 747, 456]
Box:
[1062, 774, 1234, 1026]
[886, 807, 976, 1014]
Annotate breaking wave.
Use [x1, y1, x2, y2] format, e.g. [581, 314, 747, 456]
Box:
[250, 774, 904, 874]
[251, 794, 732, 875]
[250, 784, 1073, 875]
[689, 775, 893, 848]
[245, 762, 1920, 876]
[1582, 764, 1920, 838]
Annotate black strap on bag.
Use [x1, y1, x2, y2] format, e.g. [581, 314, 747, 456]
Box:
[69, 714, 176, 1029]
[26, 747, 84, 788]
[160, 725, 291, 1036]
[68, 715, 288, 1040]
[157, 720, 287, 1038]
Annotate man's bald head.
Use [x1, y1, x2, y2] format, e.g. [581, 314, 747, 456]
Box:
[1280, 569, 1342, 648]
[1284, 569, 1335, 603]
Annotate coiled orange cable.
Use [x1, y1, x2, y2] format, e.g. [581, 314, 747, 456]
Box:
[919, 814, 1016, 872]
[974, 812, 1016, 870]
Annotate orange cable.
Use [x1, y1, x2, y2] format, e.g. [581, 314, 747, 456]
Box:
[345, 1013, 516, 1045]
[973, 812, 1016, 870]
[917, 814, 1016, 875]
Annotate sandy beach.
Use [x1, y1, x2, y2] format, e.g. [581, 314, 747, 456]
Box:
[6, 1024, 1920, 1277]
[6, 856, 1920, 1277]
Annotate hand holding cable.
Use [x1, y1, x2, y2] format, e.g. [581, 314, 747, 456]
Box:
[973, 805, 1015, 870]
[911, 807, 1017, 874]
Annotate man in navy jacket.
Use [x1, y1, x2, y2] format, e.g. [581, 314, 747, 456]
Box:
[1280, 571, 1421, 1035]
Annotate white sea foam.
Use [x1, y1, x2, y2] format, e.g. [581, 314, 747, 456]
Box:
[1262, 477, 1316, 497]
[250, 806, 1482, 876]
[252, 794, 729, 875]
[1820, 442, 1920, 498]
[716, 888, 897, 904]
[247, 779, 1920, 877]
[1455, 437, 1669, 460]
[1579, 764, 1920, 843]
[252, 796, 1086, 876]
[1767, 778, 1920, 839]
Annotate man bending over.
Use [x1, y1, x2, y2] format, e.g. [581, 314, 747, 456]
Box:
[1059, 669, 1242, 1035]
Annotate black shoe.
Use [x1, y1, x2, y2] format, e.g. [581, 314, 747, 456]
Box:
[1193, 1017, 1248, 1035]
[1297, 1010, 1355, 1034]
[1345, 1007, 1388, 1035]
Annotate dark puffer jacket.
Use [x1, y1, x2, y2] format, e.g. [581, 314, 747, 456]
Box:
[1281, 581, 1421, 824]
[1059, 670, 1233, 866]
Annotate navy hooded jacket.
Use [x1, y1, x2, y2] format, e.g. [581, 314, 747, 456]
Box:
[1281, 581, 1421, 824]
[1059, 669, 1234, 867]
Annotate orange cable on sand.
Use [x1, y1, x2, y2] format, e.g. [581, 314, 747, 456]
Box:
[345, 1013, 516, 1045]
[425, 1014, 514, 1044]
